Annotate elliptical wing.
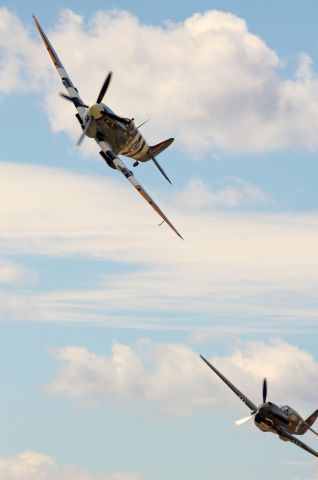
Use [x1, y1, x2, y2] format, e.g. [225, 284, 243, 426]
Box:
[98, 142, 183, 239]
[33, 15, 87, 120]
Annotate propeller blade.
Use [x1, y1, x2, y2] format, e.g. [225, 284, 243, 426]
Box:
[235, 414, 254, 426]
[96, 71, 112, 104]
[59, 92, 88, 107]
[60, 92, 73, 102]
[76, 116, 92, 147]
[262, 378, 267, 403]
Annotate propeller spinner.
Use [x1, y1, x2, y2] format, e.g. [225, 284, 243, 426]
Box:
[235, 378, 268, 427]
[77, 72, 113, 146]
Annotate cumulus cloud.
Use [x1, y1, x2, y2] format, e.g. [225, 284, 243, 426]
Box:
[0, 9, 45, 93]
[173, 178, 271, 209]
[0, 450, 143, 480]
[0, 161, 317, 328]
[2, 8, 318, 154]
[47, 339, 318, 415]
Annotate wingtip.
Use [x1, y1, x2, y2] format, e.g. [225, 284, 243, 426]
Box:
[32, 14, 44, 35]
[200, 354, 211, 367]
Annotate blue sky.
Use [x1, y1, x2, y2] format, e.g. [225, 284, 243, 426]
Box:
[1, 1, 318, 479]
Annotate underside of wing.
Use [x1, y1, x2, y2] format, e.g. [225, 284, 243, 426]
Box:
[99, 145, 183, 239]
[276, 426, 318, 458]
[34, 17, 182, 240]
[119, 163, 183, 239]
[200, 355, 258, 412]
[134, 182, 182, 238]
[33, 15, 87, 119]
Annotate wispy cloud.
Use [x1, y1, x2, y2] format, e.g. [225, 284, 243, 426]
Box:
[0, 162, 317, 330]
[0, 258, 37, 286]
[173, 178, 272, 209]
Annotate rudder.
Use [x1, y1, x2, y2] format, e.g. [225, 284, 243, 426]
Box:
[306, 409, 318, 427]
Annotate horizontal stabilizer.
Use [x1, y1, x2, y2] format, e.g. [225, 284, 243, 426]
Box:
[304, 409, 318, 435]
[151, 155, 172, 184]
[149, 138, 174, 158]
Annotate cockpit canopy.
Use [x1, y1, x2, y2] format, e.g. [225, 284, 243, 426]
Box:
[280, 405, 299, 417]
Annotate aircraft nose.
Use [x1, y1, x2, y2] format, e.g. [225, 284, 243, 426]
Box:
[88, 103, 103, 119]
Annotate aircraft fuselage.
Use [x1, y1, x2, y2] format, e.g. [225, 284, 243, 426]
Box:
[85, 103, 150, 161]
[255, 402, 307, 435]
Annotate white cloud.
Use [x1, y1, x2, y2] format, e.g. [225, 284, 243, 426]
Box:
[2, 9, 318, 154]
[47, 339, 318, 415]
[0, 161, 167, 251]
[0, 258, 37, 286]
[0, 451, 143, 480]
[173, 178, 271, 209]
[0, 257, 37, 319]
[0, 9, 45, 93]
[0, 292, 36, 321]
[0, 161, 317, 328]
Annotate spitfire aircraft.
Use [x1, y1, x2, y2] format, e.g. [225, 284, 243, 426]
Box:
[200, 354, 318, 458]
[33, 16, 183, 239]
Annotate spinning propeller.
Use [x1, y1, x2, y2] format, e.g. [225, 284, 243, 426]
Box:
[235, 378, 267, 427]
[61, 71, 128, 146]
[76, 72, 112, 146]
[96, 72, 112, 104]
[59, 72, 111, 108]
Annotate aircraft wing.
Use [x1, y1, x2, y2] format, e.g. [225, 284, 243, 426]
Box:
[33, 16, 87, 120]
[200, 355, 258, 412]
[276, 426, 318, 458]
[98, 143, 183, 239]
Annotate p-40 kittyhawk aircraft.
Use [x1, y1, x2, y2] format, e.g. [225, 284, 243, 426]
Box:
[200, 355, 318, 458]
[33, 16, 183, 240]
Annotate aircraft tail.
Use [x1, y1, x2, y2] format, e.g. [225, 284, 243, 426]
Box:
[149, 138, 174, 158]
[305, 409, 318, 428]
[299, 409, 318, 436]
[147, 138, 174, 184]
